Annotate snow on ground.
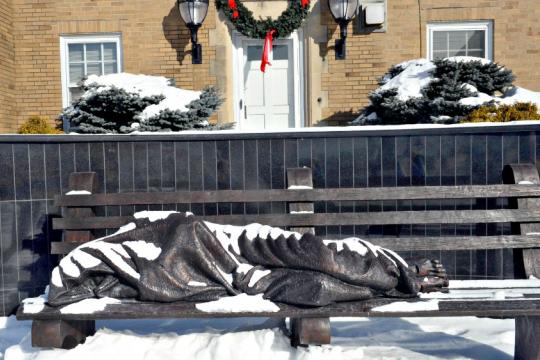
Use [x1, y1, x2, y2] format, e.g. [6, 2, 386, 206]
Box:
[59, 298, 121, 315]
[2, 316, 514, 359]
[449, 279, 540, 289]
[444, 56, 493, 65]
[122, 240, 162, 261]
[195, 294, 280, 313]
[459, 85, 540, 109]
[133, 210, 183, 222]
[459, 90, 495, 107]
[500, 86, 540, 108]
[65, 190, 91, 195]
[20, 291, 47, 315]
[53, 118, 540, 137]
[84, 73, 202, 122]
[371, 300, 439, 312]
[378, 59, 436, 101]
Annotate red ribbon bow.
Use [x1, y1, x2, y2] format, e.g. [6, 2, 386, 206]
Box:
[260, 29, 276, 73]
[228, 0, 239, 19]
[301, 0, 309, 8]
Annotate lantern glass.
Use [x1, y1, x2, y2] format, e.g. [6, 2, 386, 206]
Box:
[178, 0, 209, 26]
[328, 0, 358, 21]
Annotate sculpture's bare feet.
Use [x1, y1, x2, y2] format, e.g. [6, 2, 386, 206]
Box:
[419, 275, 449, 293]
[415, 259, 446, 277]
[412, 259, 449, 293]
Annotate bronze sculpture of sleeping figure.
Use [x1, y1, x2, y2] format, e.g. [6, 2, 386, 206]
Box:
[48, 212, 448, 307]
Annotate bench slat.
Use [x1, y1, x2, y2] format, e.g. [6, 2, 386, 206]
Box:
[368, 234, 540, 251]
[50, 234, 540, 254]
[16, 297, 540, 321]
[52, 209, 540, 230]
[54, 184, 540, 207]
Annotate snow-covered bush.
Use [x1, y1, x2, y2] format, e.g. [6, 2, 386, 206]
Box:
[60, 73, 225, 134]
[429, 58, 515, 95]
[352, 57, 531, 125]
[137, 87, 224, 132]
[62, 87, 164, 134]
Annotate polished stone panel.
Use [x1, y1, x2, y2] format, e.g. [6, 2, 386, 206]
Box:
[13, 144, 30, 201]
[29, 144, 46, 200]
[0, 125, 538, 315]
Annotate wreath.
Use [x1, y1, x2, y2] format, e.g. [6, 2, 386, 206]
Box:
[215, 0, 311, 39]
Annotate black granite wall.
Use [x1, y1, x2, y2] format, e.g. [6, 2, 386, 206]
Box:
[0, 123, 539, 315]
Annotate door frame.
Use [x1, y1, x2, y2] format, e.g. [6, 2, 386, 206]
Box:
[232, 29, 305, 130]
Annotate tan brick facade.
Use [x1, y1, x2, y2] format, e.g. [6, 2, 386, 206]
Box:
[10, 0, 217, 130]
[321, 0, 540, 124]
[1, 0, 540, 131]
[0, 0, 15, 132]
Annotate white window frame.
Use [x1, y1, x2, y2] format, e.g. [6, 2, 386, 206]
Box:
[59, 33, 123, 108]
[426, 21, 493, 61]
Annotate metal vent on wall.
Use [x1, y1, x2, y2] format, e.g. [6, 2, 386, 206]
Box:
[355, 0, 387, 34]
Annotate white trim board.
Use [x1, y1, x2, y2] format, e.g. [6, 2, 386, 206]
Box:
[109, 120, 540, 136]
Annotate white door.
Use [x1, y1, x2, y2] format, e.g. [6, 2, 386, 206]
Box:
[233, 32, 304, 130]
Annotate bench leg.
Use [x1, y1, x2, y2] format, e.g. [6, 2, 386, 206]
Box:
[31, 319, 95, 349]
[290, 317, 331, 347]
[515, 316, 540, 360]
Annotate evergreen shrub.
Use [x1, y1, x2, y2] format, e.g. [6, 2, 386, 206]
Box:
[355, 59, 516, 125]
[62, 87, 163, 134]
[61, 81, 225, 134]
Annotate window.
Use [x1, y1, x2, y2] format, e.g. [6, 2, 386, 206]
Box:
[427, 21, 493, 61]
[60, 34, 122, 107]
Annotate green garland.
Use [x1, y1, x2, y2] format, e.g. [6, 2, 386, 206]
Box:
[215, 0, 311, 39]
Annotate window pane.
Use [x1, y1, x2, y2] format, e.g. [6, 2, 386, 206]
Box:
[86, 43, 101, 62]
[450, 49, 467, 57]
[468, 30, 485, 50]
[87, 63, 102, 76]
[103, 43, 117, 61]
[467, 49, 485, 58]
[69, 63, 84, 84]
[432, 32, 447, 52]
[432, 50, 447, 60]
[69, 87, 85, 103]
[104, 62, 117, 74]
[247, 45, 263, 61]
[448, 31, 467, 52]
[431, 27, 488, 60]
[272, 45, 288, 60]
[68, 44, 84, 62]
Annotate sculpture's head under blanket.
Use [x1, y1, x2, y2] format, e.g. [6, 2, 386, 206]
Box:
[47, 212, 448, 308]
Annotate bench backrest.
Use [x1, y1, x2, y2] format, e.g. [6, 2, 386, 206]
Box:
[52, 163, 540, 278]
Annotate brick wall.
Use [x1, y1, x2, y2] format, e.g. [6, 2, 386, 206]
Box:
[0, 0, 15, 132]
[11, 0, 217, 128]
[2, 0, 540, 130]
[321, 0, 540, 124]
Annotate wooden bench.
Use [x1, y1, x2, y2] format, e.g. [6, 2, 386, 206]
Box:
[16, 163, 540, 359]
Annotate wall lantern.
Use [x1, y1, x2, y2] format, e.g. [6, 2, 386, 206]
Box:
[178, 0, 209, 64]
[328, 0, 360, 60]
